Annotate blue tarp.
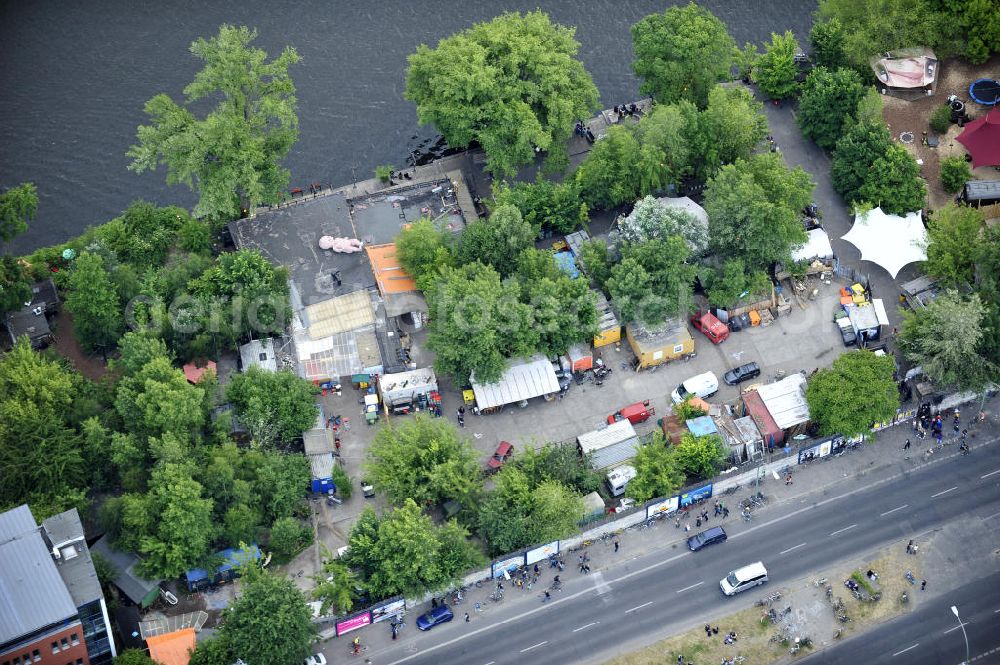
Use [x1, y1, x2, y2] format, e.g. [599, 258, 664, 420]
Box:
[311, 477, 336, 494]
[687, 415, 718, 437]
[185, 544, 262, 590]
[553, 252, 580, 279]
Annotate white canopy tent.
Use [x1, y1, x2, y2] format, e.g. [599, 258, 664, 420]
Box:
[842, 208, 926, 278]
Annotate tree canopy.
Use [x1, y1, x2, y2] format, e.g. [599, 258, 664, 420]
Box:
[899, 290, 997, 392]
[0, 182, 37, 243]
[606, 237, 697, 324]
[808, 19, 850, 69]
[575, 125, 645, 209]
[226, 367, 318, 448]
[805, 350, 900, 436]
[405, 11, 599, 178]
[127, 25, 300, 220]
[626, 436, 685, 503]
[754, 31, 801, 100]
[672, 433, 729, 480]
[619, 195, 709, 254]
[697, 86, 770, 178]
[456, 205, 535, 278]
[797, 67, 866, 151]
[923, 204, 985, 287]
[493, 179, 588, 235]
[366, 416, 483, 510]
[65, 252, 124, 353]
[856, 144, 926, 215]
[704, 153, 813, 273]
[395, 217, 455, 289]
[831, 120, 894, 204]
[631, 3, 736, 108]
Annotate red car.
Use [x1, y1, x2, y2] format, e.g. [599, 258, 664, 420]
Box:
[486, 441, 514, 474]
[691, 311, 730, 344]
[607, 400, 655, 425]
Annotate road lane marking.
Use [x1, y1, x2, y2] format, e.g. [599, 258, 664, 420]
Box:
[520, 641, 547, 653]
[676, 582, 704, 593]
[484, 662, 495, 665]
[985, 511, 1000, 521]
[943, 622, 969, 634]
[829, 524, 857, 536]
[931, 487, 957, 498]
[625, 602, 653, 614]
[880, 504, 908, 517]
[892, 643, 920, 656]
[982, 468, 1000, 479]
[572, 622, 599, 632]
[780, 543, 806, 555]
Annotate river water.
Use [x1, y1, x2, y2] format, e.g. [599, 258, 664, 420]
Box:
[0, 0, 816, 254]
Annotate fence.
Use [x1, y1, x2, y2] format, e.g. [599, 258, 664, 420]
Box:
[832, 259, 870, 290]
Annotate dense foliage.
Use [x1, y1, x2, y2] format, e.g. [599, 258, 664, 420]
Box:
[493, 179, 588, 235]
[405, 11, 599, 177]
[939, 156, 971, 195]
[923, 204, 984, 287]
[754, 31, 800, 100]
[0, 182, 37, 243]
[806, 351, 900, 436]
[226, 367, 318, 449]
[797, 67, 866, 151]
[631, 3, 736, 108]
[128, 25, 300, 220]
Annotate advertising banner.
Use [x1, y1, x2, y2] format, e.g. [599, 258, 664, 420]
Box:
[370, 599, 406, 624]
[525, 541, 559, 565]
[335, 611, 371, 636]
[646, 496, 679, 519]
[491, 554, 524, 578]
[679, 484, 712, 507]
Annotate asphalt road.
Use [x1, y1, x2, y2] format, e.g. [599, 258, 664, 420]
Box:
[362, 440, 1000, 665]
[800, 570, 1000, 665]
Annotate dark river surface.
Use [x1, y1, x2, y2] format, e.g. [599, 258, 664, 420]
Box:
[0, 0, 817, 254]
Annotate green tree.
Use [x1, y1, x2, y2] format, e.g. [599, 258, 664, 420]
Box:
[704, 260, 771, 309]
[345, 501, 484, 599]
[948, 0, 1000, 64]
[405, 11, 599, 178]
[626, 435, 685, 503]
[268, 516, 312, 562]
[698, 86, 769, 177]
[797, 67, 866, 151]
[616, 237, 697, 322]
[605, 257, 654, 324]
[634, 101, 699, 186]
[216, 567, 315, 665]
[924, 204, 984, 287]
[939, 156, 971, 194]
[312, 555, 359, 615]
[631, 3, 736, 108]
[395, 217, 455, 288]
[754, 31, 800, 99]
[929, 104, 952, 134]
[222, 503, 260, 546]
[856, 144, 926, 215]
[114, 356, 206, 441]
[114, 649, 157, 665]
[116, 331, 172, 375]
[493, 179, 588, 235]
[899, 290, 998, 391]
[578, 238, 612, 287]
[575, 125, 644, 209]
[0, 255, 32, 316]
[619, 195, 709, 254]
[831, 121, 894, 202]
[521, 270, 598, 358]
[253, 451, 310, 524]
[672, 433, 729, 479]
[456, 205, 535, 277]
[96, 201, 190, 268]
[808, 19, 849, 69]
[705, 154, 813, 273]
[226, 367, 317, 448]
[805, 350, 900, 436]
[366, 415, 482, 509]
[0, 182, 37, 242]
[137, 463, 216, 578]
[65, 252, 124, 353]
[127, 25, 300, 220]
[515, 442, 602, 494]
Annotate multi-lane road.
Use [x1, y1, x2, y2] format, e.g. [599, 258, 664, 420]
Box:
[345, 438, 1000, 665]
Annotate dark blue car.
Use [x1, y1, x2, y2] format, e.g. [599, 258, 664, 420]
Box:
[416, 604, 454, 631]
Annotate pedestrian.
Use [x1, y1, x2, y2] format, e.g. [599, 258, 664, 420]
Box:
[703, 510, 710, 522]
[785, 473, 794, 485]
[705, 624, 712, 637]
[614, 540, 619, 553]
[678, 656, 684, 665]
[903, 439, 911, 451]
[391, 623, 398, 640]
[714, 501, 721, 516]
[675, 517, 681, 528]
[906, 540, 914, 554]
[712, 626, 719, 635]
[464, 612, 470, 622]
[921, 579, 926, 591]
[685, 523, 691, 532]
[723, 507, 730, 518]
[696, 517, 701, 527]
[431, 597, 438, 609]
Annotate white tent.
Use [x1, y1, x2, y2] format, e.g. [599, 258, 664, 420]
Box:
[471, 356, 560, 410]
[792, 228, 834, 262]
[842, 207, 926, 278]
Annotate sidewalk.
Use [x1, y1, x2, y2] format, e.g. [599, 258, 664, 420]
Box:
[323, 396, 998, 660]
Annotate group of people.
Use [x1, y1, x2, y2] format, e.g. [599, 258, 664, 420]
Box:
[573, 120, 596, 142]
[614, 102, 640, 119]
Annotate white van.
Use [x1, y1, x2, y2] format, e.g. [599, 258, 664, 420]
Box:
[671, 371, 720, 404]
[720, 561, 768, 596]
[606, 465, 637, 497]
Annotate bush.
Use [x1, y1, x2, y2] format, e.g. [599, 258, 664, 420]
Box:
[268, 517, 313, 562]
[375, 164, 394, 182]
[331, 464, 352, 500]
[939, 156, 971, 194]
[929, 105, 951, 134]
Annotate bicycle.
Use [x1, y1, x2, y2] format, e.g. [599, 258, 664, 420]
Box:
[724, 483, 741, 496]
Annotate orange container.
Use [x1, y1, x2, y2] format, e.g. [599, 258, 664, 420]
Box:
[748, 310, 761, 326]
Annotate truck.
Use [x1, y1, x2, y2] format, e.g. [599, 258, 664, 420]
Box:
[607, 400, 655, 425]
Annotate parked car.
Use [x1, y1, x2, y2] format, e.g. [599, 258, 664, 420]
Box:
[304, 654, 327, 665]
[416, 604, 454, 631]
[687, 526, 728, 552]
[691, 311, 730, 344]
[835, 316, 857, 346]
[485, 441, 514, 474]
[360, 479, 375, 498]
[671, 372, 719, 404]
[607, 400, 655, 425]
[723, 362, 761, 386]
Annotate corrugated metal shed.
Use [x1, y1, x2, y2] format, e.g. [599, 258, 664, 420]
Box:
[471, 356, 560, 410]
[577, 419, 638, 454]
[756, 373, 811, 430]
[588, 438, 642, 470]
[742, 389, 784, 446]
[91, 536, 162, 607]
[565, 229, 592, 262]
[964, 179, 1000, 202]
[733, 416, 762, 445]
[0, 506, 79, 645]
[309, 453, 334, 480]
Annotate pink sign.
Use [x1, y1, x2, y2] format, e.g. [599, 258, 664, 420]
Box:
[336, 612, 372, 636]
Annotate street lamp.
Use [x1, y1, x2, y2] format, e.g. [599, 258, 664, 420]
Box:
[951, 605, 970, 665]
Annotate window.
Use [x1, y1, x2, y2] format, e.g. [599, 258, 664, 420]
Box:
[12, 657, 20, 665]
[31, 652, 40, 663]
[69, 634, 79, 646]
[51, 642, 59, 654]
[75, 660, 84, 665]
[60, 638, 68, 650]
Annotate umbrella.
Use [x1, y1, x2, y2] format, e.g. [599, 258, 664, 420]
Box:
[842, 207, 927, 278]
[956, 108, 1000, 169]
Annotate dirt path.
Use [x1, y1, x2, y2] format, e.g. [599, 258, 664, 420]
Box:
[48, 309, 110, 382]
